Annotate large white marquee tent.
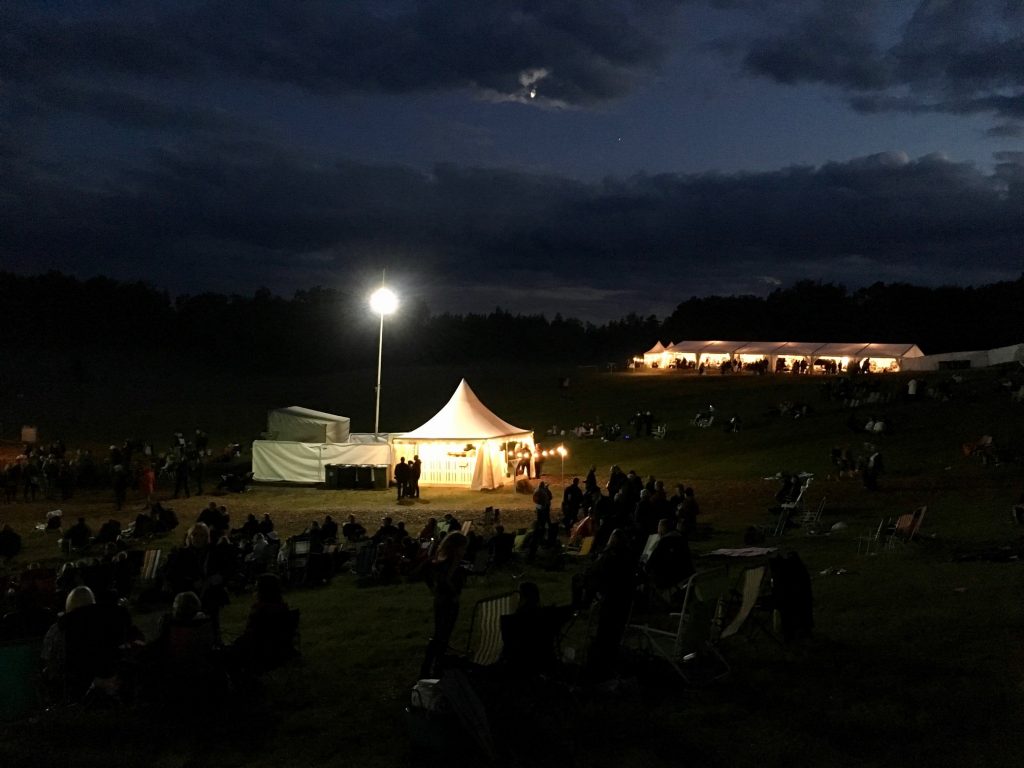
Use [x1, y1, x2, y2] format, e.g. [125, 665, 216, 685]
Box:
[637, 340, 924, 372]
[392, 379, 534, 491]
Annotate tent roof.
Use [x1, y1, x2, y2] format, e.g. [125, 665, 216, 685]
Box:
[860, 343, 924, 358]
[399, 379, 532, 440]
[733, 341, 787, 355]
[667, 340, 707, 353]
[700, 340, 748, 354]
[643, 341, 666, 355]
[270, 406, 348, 423]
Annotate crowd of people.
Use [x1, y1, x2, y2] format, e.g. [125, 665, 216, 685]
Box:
[2, 429, 249, 513]
[2, 496, 302, 709]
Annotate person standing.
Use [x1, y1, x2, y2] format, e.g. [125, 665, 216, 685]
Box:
[529, 481, 554, 559]
[420, 532, 468, 678]
[394, 457, 410, 501]
[173, 455, 190, 499]
[411, 455, 422, 498]
[561, 477, 583, 532]
[139, 462, 156, 508]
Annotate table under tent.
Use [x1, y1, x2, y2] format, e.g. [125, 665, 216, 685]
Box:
[391, 379, 534, 490]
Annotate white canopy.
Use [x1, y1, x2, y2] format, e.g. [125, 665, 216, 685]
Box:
[643, 341, 666, 355]
[400, 379, 532, 440]
[267, 406, 350, 443]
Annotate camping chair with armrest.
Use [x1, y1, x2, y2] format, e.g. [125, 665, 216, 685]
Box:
[780, 477, 811, 512]
[465, 592, 517, 667]
[622, 566, 730, 684]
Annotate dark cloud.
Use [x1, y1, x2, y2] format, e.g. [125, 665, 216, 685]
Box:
[705, 0, 1024, 122]
[3, 136, 1022, 318]
[2, 1, 684, 108]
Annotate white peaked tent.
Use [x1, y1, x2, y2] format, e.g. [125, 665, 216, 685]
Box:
[392, 379, 534, 490]
[641, 341, 668, 367]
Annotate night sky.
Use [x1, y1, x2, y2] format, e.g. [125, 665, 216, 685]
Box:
[3, 1, 1023, 320]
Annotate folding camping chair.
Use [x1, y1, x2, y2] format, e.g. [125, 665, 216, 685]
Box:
[353, 542, 377, 578]
[886, 506, 927, 550]
[780, 477, 811, 513]
[706, 565, 769, 674]
[567, 536, 595, 557]
[857, 518, 888, 555]
[141, 549, 163, 583]
[622, 567, 730, 684]
[465, 592, 517, 667]
[800, 496, 826, 533]
[284, 538, 311, 586]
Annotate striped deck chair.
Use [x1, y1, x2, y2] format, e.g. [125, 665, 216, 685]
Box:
[465, 592, 516, 666]
[141, 549, 163, 582]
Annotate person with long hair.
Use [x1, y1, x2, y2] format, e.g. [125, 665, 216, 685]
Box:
[420, 532, 468, 678]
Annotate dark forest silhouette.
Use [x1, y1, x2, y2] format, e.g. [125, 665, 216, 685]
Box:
[1, 271, 1022, 371]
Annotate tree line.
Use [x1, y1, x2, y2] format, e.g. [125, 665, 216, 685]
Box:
[1, 271, 1021, 371]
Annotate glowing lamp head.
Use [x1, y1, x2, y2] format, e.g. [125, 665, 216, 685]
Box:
[370, 286, 398, 315]
[556, 446, 567, 457]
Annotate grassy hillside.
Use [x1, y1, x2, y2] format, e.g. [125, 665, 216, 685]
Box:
[2, 364, 1023, 767]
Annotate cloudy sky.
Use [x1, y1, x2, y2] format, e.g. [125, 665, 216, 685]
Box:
[2, 0, 1023, 320]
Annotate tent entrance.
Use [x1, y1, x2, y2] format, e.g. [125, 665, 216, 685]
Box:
[394, 441, 477, 487]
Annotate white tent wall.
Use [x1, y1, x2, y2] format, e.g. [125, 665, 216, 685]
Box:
[902, 343, 1024, 371]
[266, 407, 351, 443]
[987, 343, 1024, 365]
[252, 440, 391, 483]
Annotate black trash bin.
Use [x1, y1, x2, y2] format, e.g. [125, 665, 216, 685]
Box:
[337, 465, 358, 489]
[372, 465, 389, 490]
[324, 464, 340, 489]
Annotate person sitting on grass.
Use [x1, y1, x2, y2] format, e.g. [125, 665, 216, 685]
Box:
[230, 574, 297, 673]
[417, 517, 438, 541]
[0, 521, 22, 561]
[342, 514, 367, 543]
[499, 581, 570, 677]
[41, 585, 138, 703]
[642, 518, 695, 599]
[64, 517, 93, 552]
[372, 516, 400, 545]
[321, 515, 339, 544]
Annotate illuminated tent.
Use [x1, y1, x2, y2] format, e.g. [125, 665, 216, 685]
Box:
[392, 379, 534, 490]
[647, 340, 924, 372]
[641, 341, 669, 367]
[253, 406, 390, 483]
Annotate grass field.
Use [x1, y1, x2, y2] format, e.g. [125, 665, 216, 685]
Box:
[2, 363, 1024, 767]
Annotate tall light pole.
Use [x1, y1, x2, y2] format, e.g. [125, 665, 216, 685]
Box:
[369, 284, 398, 434]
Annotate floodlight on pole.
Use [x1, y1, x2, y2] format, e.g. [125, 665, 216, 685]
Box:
[370, 285, 398, 434]
[556, 445, 568, 487]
